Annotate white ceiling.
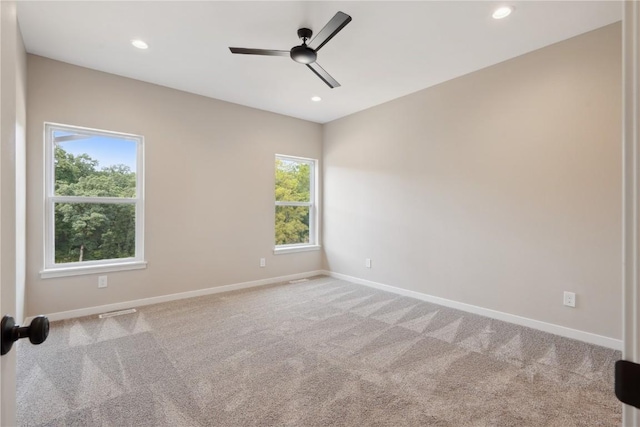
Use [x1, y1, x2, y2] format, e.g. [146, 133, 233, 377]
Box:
[16, 1, 621, 124]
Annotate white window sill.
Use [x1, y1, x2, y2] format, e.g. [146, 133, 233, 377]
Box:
[273, 245, 321, 255]
[40, 260, 147, 279]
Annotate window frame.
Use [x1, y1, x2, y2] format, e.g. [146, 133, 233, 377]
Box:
[41, 122, 146, 278]
[274, 154, 320, 254]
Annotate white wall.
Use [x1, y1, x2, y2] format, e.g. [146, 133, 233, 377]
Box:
[26, 56, 323, 316]
[323, 23, 622, 340]
[1, 1, 27, 424]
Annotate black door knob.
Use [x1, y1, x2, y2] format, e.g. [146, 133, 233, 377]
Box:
[0, 315, 49, 356]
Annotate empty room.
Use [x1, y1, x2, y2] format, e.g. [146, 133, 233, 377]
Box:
[2, 1, 640, 426]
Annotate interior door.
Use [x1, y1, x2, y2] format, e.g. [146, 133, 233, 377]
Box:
[1, 1, 21, 425]
[621, 2, 640, 426]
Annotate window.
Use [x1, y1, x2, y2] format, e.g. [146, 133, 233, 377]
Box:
[42, 123, 145, 278]
[275, 155, 319, 253]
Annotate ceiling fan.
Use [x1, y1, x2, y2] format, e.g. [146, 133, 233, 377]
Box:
[229, 11, 352, 89]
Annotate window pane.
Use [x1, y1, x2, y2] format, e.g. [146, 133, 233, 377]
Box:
[54, 202, 135, 263]
[275, 158, 311, 202]
[275, 205, 310, 245]
[54, 131, 137, 198]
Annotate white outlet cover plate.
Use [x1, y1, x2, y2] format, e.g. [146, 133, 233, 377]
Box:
[563, 291, 576, 307]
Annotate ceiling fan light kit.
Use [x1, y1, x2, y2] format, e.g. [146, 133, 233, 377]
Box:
[229, 11, 352, 88]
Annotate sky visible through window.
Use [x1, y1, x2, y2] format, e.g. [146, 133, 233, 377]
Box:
[54, 131, 137, 171]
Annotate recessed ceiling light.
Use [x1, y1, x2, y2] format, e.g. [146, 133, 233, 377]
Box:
[311, 96, 322, 102]
[492, 6, 513, 19]
[131, 39, 148, 50]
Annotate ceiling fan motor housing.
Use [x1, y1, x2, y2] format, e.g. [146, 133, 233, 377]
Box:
[290, 45, 317, 64]
[291, 28, 317, 64]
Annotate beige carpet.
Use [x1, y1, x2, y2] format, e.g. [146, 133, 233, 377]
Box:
[17, 276, 620, 426]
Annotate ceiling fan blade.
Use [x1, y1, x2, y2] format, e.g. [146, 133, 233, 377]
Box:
[308, 11, 352, 51]
[229, 48, 290, 57]
[306, 62, 340, 88]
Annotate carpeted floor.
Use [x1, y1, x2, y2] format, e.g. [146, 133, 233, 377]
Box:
[17, 276, 621, 426]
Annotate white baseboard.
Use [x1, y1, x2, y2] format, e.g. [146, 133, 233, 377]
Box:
[28, 268, 622, 351]
[324, 270, 622, 351]
[28, 270, 326, 323]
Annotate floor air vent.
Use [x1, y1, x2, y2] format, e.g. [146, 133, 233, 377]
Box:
[289, 278, 309, 284]
[98, 308, 137, 319]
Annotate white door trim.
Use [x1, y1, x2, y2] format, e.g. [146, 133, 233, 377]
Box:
[622, 1, 640, 425]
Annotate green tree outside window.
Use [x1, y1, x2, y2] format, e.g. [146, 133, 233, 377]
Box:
[275, 157, 314, 245]
[54, 146, 136, 263]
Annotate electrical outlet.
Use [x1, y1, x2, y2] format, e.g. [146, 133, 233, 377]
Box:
[260, 258, 266, 267]
[563, 291, 576, 308]
[365, 258, 372, 268]
[98, 276, 108, 289]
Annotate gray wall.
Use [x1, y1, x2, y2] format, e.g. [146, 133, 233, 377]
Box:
[26, 56, 323, 316]
[26, 23, 623, 341]
[322, 23, 622, 339]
